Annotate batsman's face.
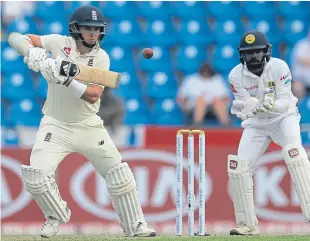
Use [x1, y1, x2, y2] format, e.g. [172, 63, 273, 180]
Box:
[79, 26, 101, 45]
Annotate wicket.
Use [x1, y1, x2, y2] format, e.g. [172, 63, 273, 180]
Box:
[176, 129, 207, 236]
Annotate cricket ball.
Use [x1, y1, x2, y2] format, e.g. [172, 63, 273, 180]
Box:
[142, 48, 153, 59]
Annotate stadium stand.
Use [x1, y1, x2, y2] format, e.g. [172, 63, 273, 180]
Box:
[1, 1, 310, 146]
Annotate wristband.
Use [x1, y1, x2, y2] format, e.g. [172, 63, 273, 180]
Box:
[65, 79, 87, 98]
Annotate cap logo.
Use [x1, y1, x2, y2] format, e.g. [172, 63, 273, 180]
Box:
[245, 34, 255, 44]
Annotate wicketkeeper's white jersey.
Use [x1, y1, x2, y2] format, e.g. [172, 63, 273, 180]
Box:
[40, 34, 110, 122]
[229, 57, 298, 126]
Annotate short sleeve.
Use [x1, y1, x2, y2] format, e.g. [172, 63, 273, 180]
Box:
[274, 59, 292, 86]
[95, 50, 110, 70]
[40, 34, 63, 53]
[228, 68, 251, 101]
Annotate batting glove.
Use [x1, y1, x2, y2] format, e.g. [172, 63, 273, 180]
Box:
[24, 47, 47, 72]
[39, 56, 68, 85]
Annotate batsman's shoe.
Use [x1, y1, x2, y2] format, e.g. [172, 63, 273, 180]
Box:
[230, 224, 259, 235]
[40, 216, 61, 238]
[133, 222, 156, 237]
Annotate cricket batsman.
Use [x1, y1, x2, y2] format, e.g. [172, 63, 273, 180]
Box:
[9, 6, 156, 238]
[228, 30, 310, 235]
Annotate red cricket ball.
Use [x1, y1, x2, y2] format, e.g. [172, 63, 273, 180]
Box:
[142, 48, 154, 59]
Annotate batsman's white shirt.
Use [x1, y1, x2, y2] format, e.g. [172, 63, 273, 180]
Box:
[229, 58, 302, 171]
[40, 34, 110, 122]
[30, 34, 121, 178]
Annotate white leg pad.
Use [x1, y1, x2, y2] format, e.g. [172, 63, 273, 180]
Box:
[227, 155, 258, 228]
[105, 162, 146, 237]
[282, 144, 310, 221]
[20, 165, 71, 223]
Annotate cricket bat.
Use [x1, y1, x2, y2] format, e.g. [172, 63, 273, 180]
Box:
[8, 32, 121, 88]
[57, 59, 121, 88]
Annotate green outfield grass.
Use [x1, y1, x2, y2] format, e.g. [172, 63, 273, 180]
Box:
[1, 235, 310, 241]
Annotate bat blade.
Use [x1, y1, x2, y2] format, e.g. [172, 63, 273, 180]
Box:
[58, 60, 121, 88]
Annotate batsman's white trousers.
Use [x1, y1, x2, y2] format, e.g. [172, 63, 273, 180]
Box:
[238, 113, 302, 174]
[30, 115, 122, 178]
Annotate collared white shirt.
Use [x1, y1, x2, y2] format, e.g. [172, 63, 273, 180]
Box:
[40, 34, 110, 122]
[291, 38, 310, 87]
[178, 73, 229, 109]
[229, 58, 298, 125]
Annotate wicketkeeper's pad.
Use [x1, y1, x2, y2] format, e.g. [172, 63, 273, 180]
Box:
[227, 155, 258, 228]
[282, 144, 310, 221]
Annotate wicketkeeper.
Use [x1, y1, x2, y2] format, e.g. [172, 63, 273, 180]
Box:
[228, 30, 310, 235]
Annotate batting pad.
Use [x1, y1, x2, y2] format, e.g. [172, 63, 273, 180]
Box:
[105, 162, 146, 236]
[227, 155, 258, 228]
[20, 165, 71, 223]
[282, 144, 310, 221]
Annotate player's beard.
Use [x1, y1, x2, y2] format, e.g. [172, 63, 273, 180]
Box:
[246, 57, 265, 75]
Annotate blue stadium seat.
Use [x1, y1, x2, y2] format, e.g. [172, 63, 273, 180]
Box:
[172, 1, 208, 20]
[1, 42, 28, 75]
[151, 98, 185, 125]
[1, 103, 11, 127]
[278, 1, 310, 20]
[123, 98, 151, 125]
[35, 1, 67, 22]
[40, 20, 67, 35]
[10, 99, 42, 127]
[136, 1, 172, 19]
[7, 17, 39, 35]
[179, 20, 214, 45]
[175, 45, 207, 74]
[271, 44, 281, 59]
[213, 20, 242, 45]
[243, 1, 275, 20]
[2, 72, 37, 101]
[104, 20, 144, 47]
[139, 46, 172, 72]
[301, 130, 310, 146]
[283, 45, 293, 67]
[112, 70, 143, 99]
[146, 71, 178, 99]
[104, 46, 134, 72]
[283, 19, 309, 45]
[145, 19, 178, 47]
[1, 128, 19, 146]
[213, 44, 239, 76]
[246, 19, 281, 44]
[208, 2, 242, 20]
[99, 1, 138, 20]
[299, 96, 310, 124]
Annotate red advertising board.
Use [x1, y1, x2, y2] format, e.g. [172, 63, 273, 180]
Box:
[1, 126, 310, 235]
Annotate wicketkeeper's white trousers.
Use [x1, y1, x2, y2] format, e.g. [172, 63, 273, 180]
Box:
[237, 113, 302, 174]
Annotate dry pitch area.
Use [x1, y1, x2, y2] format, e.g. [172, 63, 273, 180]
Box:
[1, 236, 310, 241]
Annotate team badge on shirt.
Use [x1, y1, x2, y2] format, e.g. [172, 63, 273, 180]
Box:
[63, 47, 71, 55]
[268, 81, 275, 89]
[230, 84, 237, 93]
